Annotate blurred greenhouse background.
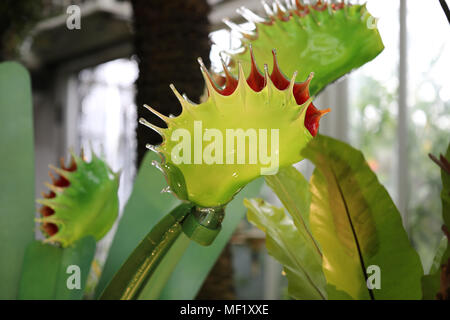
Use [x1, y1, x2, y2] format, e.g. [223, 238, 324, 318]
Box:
[1, 0, 449, 299]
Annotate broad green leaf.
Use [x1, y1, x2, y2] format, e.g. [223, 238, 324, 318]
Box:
[245, 198, 326, 300]
[18, 236, 96, 299]
[303, 135, 423, 300]
[0, 62, 35, 299]
[95, 151, 179, 297]
[159, 178, 263, 299]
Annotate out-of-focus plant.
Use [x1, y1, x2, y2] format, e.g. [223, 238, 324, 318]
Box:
[0, 0, 43, 60]
[422, 145, 450, 300]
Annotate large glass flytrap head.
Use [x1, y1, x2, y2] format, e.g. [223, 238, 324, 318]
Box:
[139, 48, 329, 244]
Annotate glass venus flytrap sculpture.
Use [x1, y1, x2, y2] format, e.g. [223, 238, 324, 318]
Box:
[37, 150, 120, 247]
[100, 50, 328, 300]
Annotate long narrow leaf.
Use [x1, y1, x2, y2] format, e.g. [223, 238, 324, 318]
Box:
[0, 62, 35, 299]
[303, 135, 423, 300]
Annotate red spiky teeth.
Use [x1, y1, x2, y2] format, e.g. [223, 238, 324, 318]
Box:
[211, 47, 330, 136]
[40, 156, 77, 237]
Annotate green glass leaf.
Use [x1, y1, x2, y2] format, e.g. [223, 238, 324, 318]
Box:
[302, 134, 423, 300]
[245, 198, 326, 300]
[228, 2, 384, 96]
[18, 236, 96, 300]
[0, 62, 35, 299]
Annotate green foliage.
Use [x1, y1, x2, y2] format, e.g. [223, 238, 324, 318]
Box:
[303, 135, 423, 299]
[421, 236, 448, 300]
[0, 62, 35, 299]
[421, 143, 450, 299]
[18, 237, 96, 300]
[245, 198, 326, 300]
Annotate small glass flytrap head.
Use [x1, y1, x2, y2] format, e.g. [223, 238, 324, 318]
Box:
[37, 149, 119, 247]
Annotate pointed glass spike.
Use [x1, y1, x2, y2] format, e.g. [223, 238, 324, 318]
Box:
[143, 104, 170, 123]
[139, 117, 164, 136]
